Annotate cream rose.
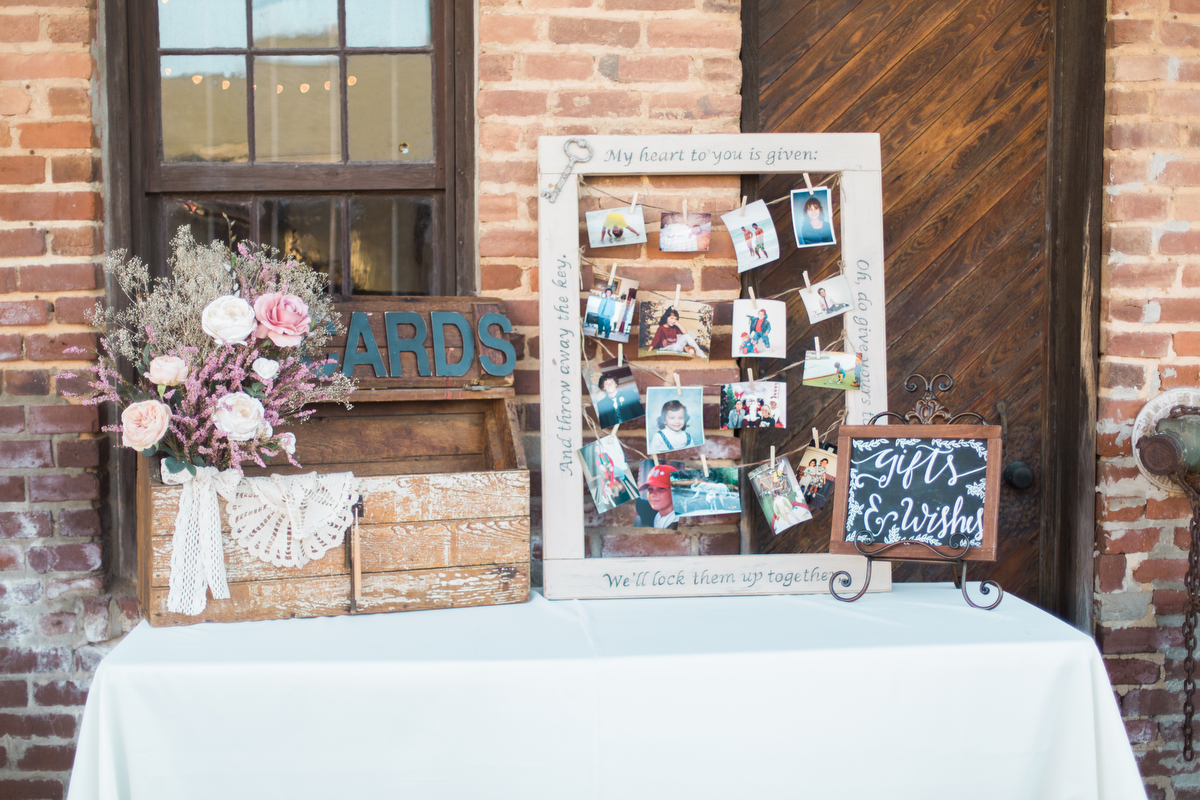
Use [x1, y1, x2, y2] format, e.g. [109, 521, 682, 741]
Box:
[251, 357, 280, 382]
[147, 355, 189, 386]
[213, 392, 265, 441]
[253, 292, 311, 348]
[121, 400, 171, 451]
[278, 432, 296, 455]
[201, 296, 257, 346]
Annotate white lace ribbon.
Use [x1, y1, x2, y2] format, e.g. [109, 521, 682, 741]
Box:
[228, 472, 358, 569]
[162, 462, 242, 616]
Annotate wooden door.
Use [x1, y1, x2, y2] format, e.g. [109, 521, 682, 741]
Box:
[742, 0, 1064, 605]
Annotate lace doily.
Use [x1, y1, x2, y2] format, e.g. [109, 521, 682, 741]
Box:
[227, 472, 359, 568]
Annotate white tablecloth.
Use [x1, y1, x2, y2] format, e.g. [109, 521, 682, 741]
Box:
[68, 584, 1145, 800]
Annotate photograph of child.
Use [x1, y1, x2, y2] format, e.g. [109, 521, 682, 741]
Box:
[578, 434, 640, 515]
[638, 298, 713, 361]
[790, 187, 837, 249]
[645, 386, 705, 455]
[748, 456, 812, 534]
[583, 358, 645, 428]
[634, 459, 686, 529]
[802, 350, 862, 391]
[659, 211, 712, 252]
[669, 467, 741, 518]
[731, 298, 787, 359]
[799, 274, 853, 324]
[586, 205, 648, 249]
[797, 446, 837, 512]
[582, 274, 639, 343]
[719, 381, 787, 430]
[720, 200, 780, 272]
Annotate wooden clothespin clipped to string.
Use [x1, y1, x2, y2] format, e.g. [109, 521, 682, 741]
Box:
[748, 367, 755, 390]
[609, 264, 619, 287]
[701, 454, 709, 477]
[674, 284, 681, 306]
[803, 173, 814, 195]
[740, 196, 748, 216]
[612, 423, 620, 438]
[682, 198, 688, 218]
[814, 336, 821, 354]
[749, 286, 758, 312]
[617, 343, 623, 367]
[674, 373, 682, 396]
[771, 446, 776, 468]
[812, 427, 821, 450]
[631, 192, 639, 211]
[653, 453, 660, 466]
[802, 271, 812, 294]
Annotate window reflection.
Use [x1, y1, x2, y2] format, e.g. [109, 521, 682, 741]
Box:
[252, 0, 338, 47]
[254, 56, 341, 162]
[350, 197, 435, 295]
[161, 56, 249, 163]
[347, 55, 433, 162]
[162, 199, 251, 276]
[345, 0, 431, 47]
[158, 0, 246, 49]
[260, 197, 343, 293]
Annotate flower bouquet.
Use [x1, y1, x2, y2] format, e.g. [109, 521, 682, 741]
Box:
[71, 228, 357, 614]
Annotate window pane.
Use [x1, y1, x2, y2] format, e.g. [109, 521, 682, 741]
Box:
[158, 0, 247, 49]
[260, 197, 343, 293]
[347, 55, 433, 162]
[164, 199, 251, 252]
[252, 0, 338, 48]
[350, 197, 435, 295]
[254, 56, 341, 162]
[345, 0, 430, 47]
[161, 56, 249, 163]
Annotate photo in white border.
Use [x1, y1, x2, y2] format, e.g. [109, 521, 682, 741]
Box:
[797, 445, 837, 512]
[583, 274, 638, 343]
[586, 205, 648, 249]
[670, 467, 741, 518]
[790, 186, 836, 249]
[659, 211, 712, 252]
[719, 380, 787, 430]
[721, 200, 780, 272]
[748, 456, 812, 534]
[578, 434, 640, 515]
[645, 385, 705, 454]
[731, 298, 787, 359]
[583, 358, 646, 428]
[802, 350, 861, 391]
[799, 273, 853, 324]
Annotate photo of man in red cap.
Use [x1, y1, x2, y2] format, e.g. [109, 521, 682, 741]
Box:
[635, 461, 680, 529]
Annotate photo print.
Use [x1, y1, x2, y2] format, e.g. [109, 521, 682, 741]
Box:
[670, 467, 741, 518]
[797, 446, 837, 512]
[720, 200, 780, 272]
[802, 350, 862, 390]
[719, 380, 787, 430]
[790, 186, 836, 249]
[583, 357, 646, 428]
[731, 298, 787, 359]
[578, 434, 641, 515]
[638, 298, 713, 361]
[586, 205, 648, 249]
[583, 274, 639, 343]
[634, 458, 686, 529]
[748, 456, 812, 535]
[659, 211, 712, 252]
[799, 273, 853, 324]
[645, 385, 705, 455]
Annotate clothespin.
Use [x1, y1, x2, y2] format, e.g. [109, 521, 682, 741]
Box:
[748, 368, 755, 390]
[802, 271, 812, 293]
[812, 427, 821, 450]
[674, 373, 682, 396]
[701, 454, 709, 477]
[674, 284, 681, 305]
[617, 343, 623, 367]
[682, 199, 688, 217]
[653, 453, 660, 466]
[803, 173, 814, 195]
[609, 264, 618, 287]
[814, 337, 821, 354]
[613, 423, 620, 437]
[740, 196, 747, 216]
[770, 446, 776, 468]
[631, 192, 639, 210]
[749, 286, 758, 311]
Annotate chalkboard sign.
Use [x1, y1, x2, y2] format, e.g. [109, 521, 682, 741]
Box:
[829, 425, 1002, 562]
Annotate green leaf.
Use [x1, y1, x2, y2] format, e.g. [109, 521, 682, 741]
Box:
[141, 446, 156, 457]
[185, 462, 197, 477]
[163, 456, 187, 474]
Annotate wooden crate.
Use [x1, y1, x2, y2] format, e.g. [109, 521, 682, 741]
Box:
[136, 298, 531, 626]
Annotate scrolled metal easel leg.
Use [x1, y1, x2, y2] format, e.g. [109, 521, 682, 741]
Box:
[829, 557, 873, 603]
[956, 560, 1003, 611]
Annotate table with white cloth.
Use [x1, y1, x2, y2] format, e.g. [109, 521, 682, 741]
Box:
[67, 583, 1146, 800]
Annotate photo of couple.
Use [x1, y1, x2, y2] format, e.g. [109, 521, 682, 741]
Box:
[797, 446, 837, 512]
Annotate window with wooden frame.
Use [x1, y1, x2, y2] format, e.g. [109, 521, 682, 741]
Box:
[123, 0, 473, 296]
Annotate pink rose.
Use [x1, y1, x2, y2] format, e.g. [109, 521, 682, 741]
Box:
[121, 400, 171, 451]
[253, 293, 311, 348]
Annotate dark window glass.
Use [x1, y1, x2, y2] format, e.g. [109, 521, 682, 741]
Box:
[259, 197, 343, 292]
[350, 197, 435, 295]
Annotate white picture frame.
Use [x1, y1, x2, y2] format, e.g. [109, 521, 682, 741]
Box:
[537, 133, 890, 600]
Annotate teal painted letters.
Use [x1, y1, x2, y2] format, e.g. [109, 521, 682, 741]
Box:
[431, 312, 474, 377]
[341, 312, 387, 378]
[384, 312, 431, 377]
[477, 313, 516, 376]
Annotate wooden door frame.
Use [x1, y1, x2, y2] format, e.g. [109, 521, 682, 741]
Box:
[739, 0, 1104, 630]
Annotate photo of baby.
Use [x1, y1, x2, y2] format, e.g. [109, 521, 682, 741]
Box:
[748, 456, 812, 535]
[634, 458, 686, 529]
[586, 205, 648, 249]
[659, 211, 712, 252]
[797, 446, 837, 512]
[638, 298, 713, 361]
[790, 187, 836, 249]
[799, 273, 853, 324]
[802, 350, 862, 391]
[731, 298, 787, 359]
[583, 274, 639, 343]
[583, 358, 646, 428]
[719, 380, 787, 430]
[720, 200, 780, 272]
[645, 386, 705, 455]
[578, 434, 640, 515]
[670, 467, 741, 518]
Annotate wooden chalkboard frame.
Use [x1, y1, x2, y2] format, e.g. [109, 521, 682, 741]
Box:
[537, 133, 891, 600]
[829, 425, 1002, 563]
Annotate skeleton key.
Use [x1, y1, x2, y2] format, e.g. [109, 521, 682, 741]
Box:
[542, 138, 593, 203]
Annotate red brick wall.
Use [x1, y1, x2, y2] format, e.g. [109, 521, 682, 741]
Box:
[0, 3, 133, 798]
[1102, 0, 1200, 794]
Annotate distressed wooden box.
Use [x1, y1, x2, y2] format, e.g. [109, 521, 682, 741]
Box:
[136, 298, 531, 626]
